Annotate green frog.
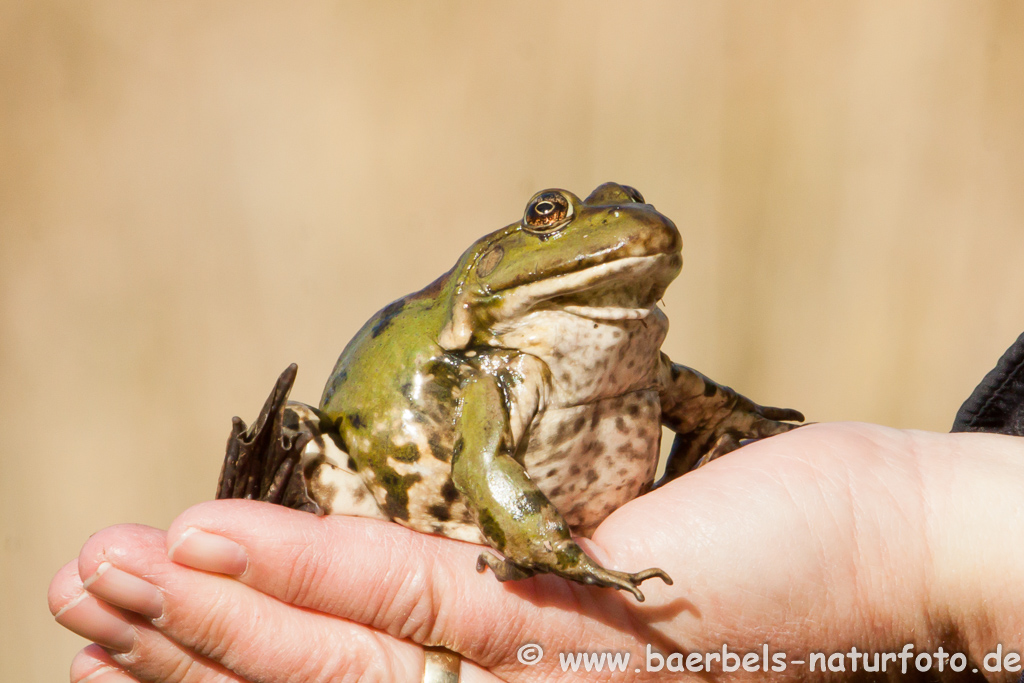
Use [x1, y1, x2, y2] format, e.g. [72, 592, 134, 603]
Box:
[218, 182, 803, 601]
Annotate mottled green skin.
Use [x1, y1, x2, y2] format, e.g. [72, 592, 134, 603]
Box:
[316, 183, 802, 600]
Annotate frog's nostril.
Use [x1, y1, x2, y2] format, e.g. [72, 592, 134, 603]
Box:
[622, 185, 645, 204]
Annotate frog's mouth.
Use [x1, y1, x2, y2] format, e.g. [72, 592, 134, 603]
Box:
[490, 252, 682, 323]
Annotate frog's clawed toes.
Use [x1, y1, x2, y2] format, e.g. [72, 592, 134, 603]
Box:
[759, 406, 805, 423]
[575, 562, 673, 602]
[476, 551, 537, 582]
[477, 549, 671, 602]
[695, 432, 742, 468]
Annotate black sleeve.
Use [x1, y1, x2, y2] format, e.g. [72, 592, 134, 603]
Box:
[952, 332, 1024, 436]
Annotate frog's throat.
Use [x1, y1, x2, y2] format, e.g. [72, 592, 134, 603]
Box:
[437, 252, 680, 349]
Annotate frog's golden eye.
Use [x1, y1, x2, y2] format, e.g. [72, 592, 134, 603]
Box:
[523, 191, 574, 234]
[622, 185, 645, 204]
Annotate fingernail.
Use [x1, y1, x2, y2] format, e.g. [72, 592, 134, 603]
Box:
[55, 594, 136, 653]
[168, 527, 248, 575]
[77, 665, 139, 683]
[83, 562, 163, 619]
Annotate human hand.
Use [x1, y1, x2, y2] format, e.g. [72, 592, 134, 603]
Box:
[49, 423, 1024, 681]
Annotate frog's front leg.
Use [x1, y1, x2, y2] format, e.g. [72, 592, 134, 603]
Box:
[454, 372, 671, 602]
[657, 354, 804, 483]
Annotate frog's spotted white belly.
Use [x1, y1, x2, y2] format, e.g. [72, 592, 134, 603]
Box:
[523, 390, 661, 535]
[496, 305, 669, 535]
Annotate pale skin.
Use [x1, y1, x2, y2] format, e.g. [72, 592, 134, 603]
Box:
[49, 423, 1024, 682]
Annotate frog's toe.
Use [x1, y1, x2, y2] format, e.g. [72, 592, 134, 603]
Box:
[476, 551, 536, 582]
[758, 406, 805, 423]
[217, 365, 325, 513]
[695, 432, 743, 468]
[564, 555, 673, 602]
[752, 415, 805, 440]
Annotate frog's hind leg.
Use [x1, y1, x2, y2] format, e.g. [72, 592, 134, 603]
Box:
[217, 364, 387, 521]
[455, 372, 672, 602]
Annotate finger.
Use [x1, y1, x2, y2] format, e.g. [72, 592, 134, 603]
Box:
[75, 523, 428, 682]
[50, 557, 249, 683]
[71, 644, 139, 683]
[165, 500, 670, 674]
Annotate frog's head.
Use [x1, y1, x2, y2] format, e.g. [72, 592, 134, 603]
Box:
[439, 182, 683, 350]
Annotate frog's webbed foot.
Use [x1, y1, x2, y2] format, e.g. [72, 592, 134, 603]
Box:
[664, 406, 804, 479]
[693, 432, 743, 468]
[475, 546, 672, 603]
[659, 360, 805, 482]
[218, 365, 390, 521]
[217, 364, 324, 514]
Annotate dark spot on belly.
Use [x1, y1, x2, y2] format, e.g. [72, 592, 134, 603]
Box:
[392, 444, 421, 463]
[626, 403, 640, 417]
[427, 503, 452, 522]
[703, 381, 718, 397]
[547, 467, 558, 477]
[325, 427, 346, 450]
[586, 469, 599, 484]
[522, 489, 548, 514]
[427, 376, 456, 404]
[615, 416, 629, 433]
[617, 468, 628, 477]
[550, 484, 564, 497]
[372, 299, 406, 338]
[552, 422, 572, 446]
[570, 464, 580, 476]
[572, 415, 586, 434]
[374, 466, 422, 521]
[441, 478, 459, 503]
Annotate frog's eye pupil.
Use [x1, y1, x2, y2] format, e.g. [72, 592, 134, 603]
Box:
[523, 191, 572, 233]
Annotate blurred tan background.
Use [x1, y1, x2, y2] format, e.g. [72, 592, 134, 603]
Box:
[3, 1, 1024, 679]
